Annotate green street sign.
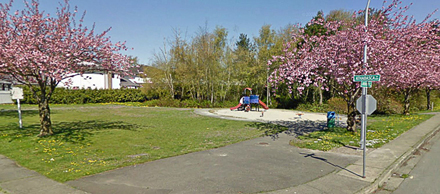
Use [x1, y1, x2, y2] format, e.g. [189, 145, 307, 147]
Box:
[361, 81, 372, 88]
[353, 75, 381, 82]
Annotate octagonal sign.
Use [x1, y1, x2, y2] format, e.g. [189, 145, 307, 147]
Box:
[356, 95, 377, 115]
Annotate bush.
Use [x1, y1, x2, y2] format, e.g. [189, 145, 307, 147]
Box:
[432, 92, 440, 111]
[20, 87, 148, 104]
[296, 103, 329, 113]
[327, 97, 347, 114]
[140, 99, 237, 108]
[370, 87, 403, 114]
[273, 95, 299, 109]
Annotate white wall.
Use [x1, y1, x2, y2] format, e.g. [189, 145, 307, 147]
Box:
[112, 75, 120, 89]
[58, 73, 121, 89]
[129, 77, 146, 84]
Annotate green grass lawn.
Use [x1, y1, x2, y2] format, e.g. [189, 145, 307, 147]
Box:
[0, 104, 262, 182]
[291, 114, 434, 151]
[1, 103, 435, 182]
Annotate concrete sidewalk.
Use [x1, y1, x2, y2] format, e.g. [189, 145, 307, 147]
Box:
[197, 109, 440, 193]
[0, 109, 439, 194]
[264, 112, 440, 194]
[0, 155, 87, 194]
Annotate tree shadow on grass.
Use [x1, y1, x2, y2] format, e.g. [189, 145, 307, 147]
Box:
[1, 120, 139, 144]
[0, 109, 39, 118]
[0, 123, 40, 142]
[248, 120, 328, 140]
[52, 120, 140, 144]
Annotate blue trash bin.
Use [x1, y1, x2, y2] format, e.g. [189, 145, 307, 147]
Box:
[327, 111, 336, 128]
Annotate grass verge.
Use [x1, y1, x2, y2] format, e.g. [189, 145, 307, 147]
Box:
[291, 114, 433, 151]
[0, 104, 262, 182]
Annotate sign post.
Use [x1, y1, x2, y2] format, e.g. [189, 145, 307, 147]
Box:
[353, 73, 379, 178]
[11, 87, 24, 129]
[356, 0, 372, 179]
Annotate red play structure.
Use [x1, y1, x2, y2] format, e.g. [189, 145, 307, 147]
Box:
[230, 88, 269, 111]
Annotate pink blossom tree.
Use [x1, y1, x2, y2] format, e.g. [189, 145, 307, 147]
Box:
[269, 11, 389, 132]
[423, 22, 440, 110]
[268, 0, 439, 131]
[0, 0, 133, 136]
[379, 8, 440, 115]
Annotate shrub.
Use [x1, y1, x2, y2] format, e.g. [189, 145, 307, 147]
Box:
[296, 103, 329, 113]
[179, 99, 199, 108]
[140, 99, 237, 108]
[370, 87, 403, 114]
[19, 87, 148, 104]
[327, 97, 347, 114]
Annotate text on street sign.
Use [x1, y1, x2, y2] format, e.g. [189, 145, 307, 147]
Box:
[361, 81, 372, 88]
[354, 75, 381, 82]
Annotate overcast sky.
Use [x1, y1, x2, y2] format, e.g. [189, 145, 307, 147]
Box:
[6, 0, 440, 65]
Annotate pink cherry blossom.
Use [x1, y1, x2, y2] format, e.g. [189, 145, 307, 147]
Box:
[268, 0, 440, 131]
[0, 0, 134, 136]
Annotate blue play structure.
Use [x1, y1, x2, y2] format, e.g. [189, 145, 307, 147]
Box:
[230, 88, 269, 111]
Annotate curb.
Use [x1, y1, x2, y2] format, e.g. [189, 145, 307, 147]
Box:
[357, 113, 440, 193]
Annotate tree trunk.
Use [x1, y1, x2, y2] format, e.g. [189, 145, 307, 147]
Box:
[169, 73, 174, 99]
[426, 88, 431, 110]
[318, 83, 323, 105]
[403, 88, 411, 115]
[182, 86, 184, 99]
[38, 98, 53, 137]
[305, 88, 309, 103]
[210, 82, 214, 104]
[346, 95, 357, 132]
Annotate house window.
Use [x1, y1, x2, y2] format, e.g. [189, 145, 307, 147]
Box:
[0, 83, 10, 91]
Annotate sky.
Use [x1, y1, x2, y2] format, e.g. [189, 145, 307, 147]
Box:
[5, 0, 440, 65]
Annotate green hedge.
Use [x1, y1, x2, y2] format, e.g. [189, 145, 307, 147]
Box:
[20, 87, 148, 104]
[141, 99, 237, 108]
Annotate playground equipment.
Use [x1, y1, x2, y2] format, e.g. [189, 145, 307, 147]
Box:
[230, 88, 269, 111]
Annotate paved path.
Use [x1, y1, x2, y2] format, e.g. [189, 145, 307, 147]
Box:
[66, 132, 360, 194]
[0, 155, 86, 194]
[197, 108, 346, 123]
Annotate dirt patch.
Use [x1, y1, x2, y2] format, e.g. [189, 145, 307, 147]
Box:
[413, 149, 422, 155]
[400, 155, 415, 167]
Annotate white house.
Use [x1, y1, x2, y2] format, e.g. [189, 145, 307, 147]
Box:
[0, 79, 13, 104]
[58, 72, 121, 89]
[57, 62, 149, 90]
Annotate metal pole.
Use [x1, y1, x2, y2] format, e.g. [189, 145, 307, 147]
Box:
[361, 89, 367, 178]
[361, 0, 371, 179]
[267, 69, 269, 106]
[17, 99, 22, 129]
